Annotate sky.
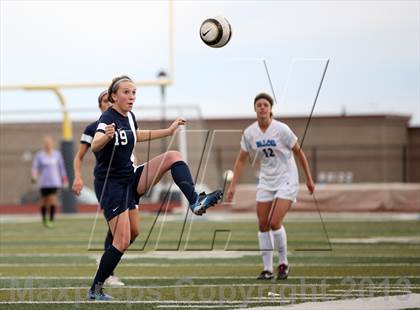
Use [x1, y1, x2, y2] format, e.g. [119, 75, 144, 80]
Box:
[1, 0, 419, 125]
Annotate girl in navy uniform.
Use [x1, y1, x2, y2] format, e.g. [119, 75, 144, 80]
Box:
[88, 76, 222, 300]
[72, 90, 125, 287]
[72, 90, 111, 196]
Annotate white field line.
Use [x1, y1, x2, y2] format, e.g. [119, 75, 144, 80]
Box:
[261, 297, 337, 300]
[330, 237, 420, 244]
[2, 263, 420, 267]
[1, 285, 418, 292]
[0, 285, 319, 291]
[256, 298, 336, 301]
[1, 275, 420, 280]
[370, 286, 420, 289]
[156, 306, 248, 308]
[0, 252, 418, 258]
[1, 211, 419, 221]
[329, 289, 412, 293]
[0, 298, 368, 305]
[157, 306, 249, 309]
[0, 300, 324, 305]
[6, 286, 410, 295]
[237, 293, 420, 310]
[5, 284, 416, 291]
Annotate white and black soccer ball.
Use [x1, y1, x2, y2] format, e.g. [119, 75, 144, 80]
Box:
[199, 16, 232, 48]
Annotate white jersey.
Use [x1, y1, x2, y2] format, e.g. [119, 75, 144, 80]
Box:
[240, 119, 299, 191]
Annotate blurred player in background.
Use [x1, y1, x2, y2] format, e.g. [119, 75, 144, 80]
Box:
[227, 92, 315, 280]
[72, 90, 125, 287]
[87, 75, 222, 300]
[72, 90, 111, 196]
[31, 136, 68, 228]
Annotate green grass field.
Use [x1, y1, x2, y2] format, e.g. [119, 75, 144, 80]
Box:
[0, 212, 419, 309]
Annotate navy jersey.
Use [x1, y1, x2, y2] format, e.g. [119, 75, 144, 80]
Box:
[94, 108, 138, 181]
[80, 121, 98, 147]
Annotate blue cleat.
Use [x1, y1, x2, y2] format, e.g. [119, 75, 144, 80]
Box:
[190, 190, 223, 215]
[87, 288, 113, 301]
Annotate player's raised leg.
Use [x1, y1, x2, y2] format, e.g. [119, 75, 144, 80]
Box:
[136, 151, 222, 215]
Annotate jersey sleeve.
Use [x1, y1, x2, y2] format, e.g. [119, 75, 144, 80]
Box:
[240, 131, 250, 152]
[96, 112, 113, 133]
[80, 122, 96, 146]
[283, 124, 298, 149]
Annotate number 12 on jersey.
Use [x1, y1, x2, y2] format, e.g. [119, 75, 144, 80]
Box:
[262, 148, 275, 158]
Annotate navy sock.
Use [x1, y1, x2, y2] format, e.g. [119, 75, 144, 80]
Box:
[170, 161, 198, 205]
[49, 205, 56, 222]
[40, 206, 47, 222]
[104, 229, 113, 251]
[90, 245, 123, 291]
[104, 229, 114, 276]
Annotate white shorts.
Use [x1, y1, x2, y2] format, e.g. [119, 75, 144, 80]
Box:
[256, 185, 298, 203]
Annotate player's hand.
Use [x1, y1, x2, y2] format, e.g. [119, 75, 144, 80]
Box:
[226, 185, 235, 202]
[168, 118, 186, 135]
[105, 123, 116, 139]
[306, 179, 315, 194]
[72, 177, 84, 196]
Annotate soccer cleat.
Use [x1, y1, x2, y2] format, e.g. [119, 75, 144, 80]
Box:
[277, 263, 289, 280]
[104, 275, 125, 287]
[190, 190, 223, 215]
[257, 270, 274, 280]
[45, 220, 54, 228]
[87, 288, 113, 301]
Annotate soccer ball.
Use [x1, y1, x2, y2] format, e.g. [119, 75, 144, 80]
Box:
[199, 16, 232, 48]
[223, 170, 234, 182]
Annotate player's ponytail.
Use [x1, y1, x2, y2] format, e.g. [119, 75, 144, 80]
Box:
[97, 90, 108, 108]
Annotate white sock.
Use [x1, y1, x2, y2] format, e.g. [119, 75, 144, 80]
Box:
[272, 226, 288, 265]
[258, 231, 273, 272]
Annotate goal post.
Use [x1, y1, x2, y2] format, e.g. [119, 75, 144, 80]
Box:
[0, 0, 175, 213]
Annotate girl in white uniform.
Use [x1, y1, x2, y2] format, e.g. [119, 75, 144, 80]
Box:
[227, 93, 315, 280]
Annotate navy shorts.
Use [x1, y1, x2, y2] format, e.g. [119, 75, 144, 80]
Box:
[132, 164, 145, 204]
[94, 165, 145, 222]
[40, 187, 58, 197]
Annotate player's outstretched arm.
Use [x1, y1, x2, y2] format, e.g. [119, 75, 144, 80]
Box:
[292, 142, 315, 194]
[226, 149, 248, 202]
[72, 143, 89, 196]
[91, 124, 115, 152]
[136, 118, 186, 142]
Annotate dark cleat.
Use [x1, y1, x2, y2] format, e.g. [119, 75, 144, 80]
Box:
[87, 288, 113, 301]
[257, 270, 274, 280]
[277, 263, 289, 280]
[190, 190, 223, 215]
